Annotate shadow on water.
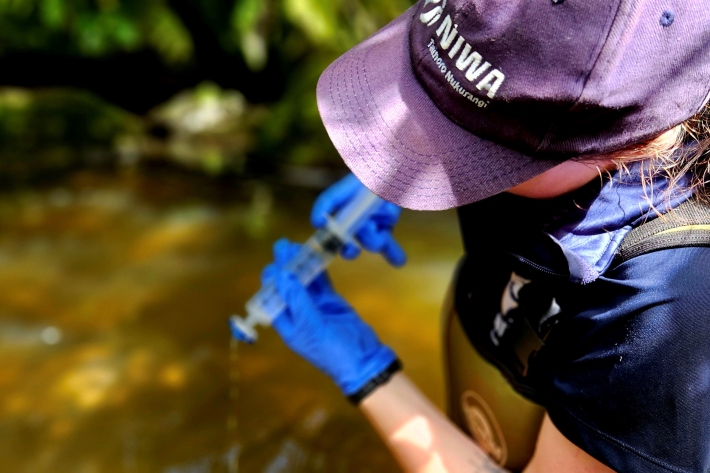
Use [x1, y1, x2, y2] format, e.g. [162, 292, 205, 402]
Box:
[0, 168, 462, 472]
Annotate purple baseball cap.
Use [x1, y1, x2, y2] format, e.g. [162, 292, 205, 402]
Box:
[317, 0, 710, 210]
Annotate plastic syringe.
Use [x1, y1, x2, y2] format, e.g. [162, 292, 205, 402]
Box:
[229, 186, 383, 343]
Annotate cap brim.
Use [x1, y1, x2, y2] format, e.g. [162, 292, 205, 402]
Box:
[317, 6, 560, 210]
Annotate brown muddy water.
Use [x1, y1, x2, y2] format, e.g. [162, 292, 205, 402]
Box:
[0, 169, 463, 473]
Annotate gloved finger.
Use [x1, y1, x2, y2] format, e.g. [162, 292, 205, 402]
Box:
[357, 221, 388, 252]
[273, 238, 301, 269]
[356, 221, 407, 267]
[273, 271, 320, 332]
[308, 269, 334, 295]
[260, 262, 278, 286]
[317, 291, 355, 316]
[262, 239, 301, 286]
[310, 174, 361, 228]
[311, 192, 348, 228]
[371, 201, 402, 227]
[269, 238, 335, 295]
[340, 242, 361, 260]
[381, 234, 407, 267]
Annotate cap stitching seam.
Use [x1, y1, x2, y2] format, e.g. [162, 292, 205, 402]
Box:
[360, 55, 539, 184]
[322, 7, 558, 206]
[331, 56, 536, 197]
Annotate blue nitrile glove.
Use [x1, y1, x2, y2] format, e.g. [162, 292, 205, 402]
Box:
[263, 238, 400, 397]
[311, 174, 407, 267]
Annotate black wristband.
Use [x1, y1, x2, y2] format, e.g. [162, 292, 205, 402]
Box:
[347, 359, 403, 405]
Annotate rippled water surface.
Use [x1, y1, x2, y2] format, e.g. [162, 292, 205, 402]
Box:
[0, 169, 462, 472]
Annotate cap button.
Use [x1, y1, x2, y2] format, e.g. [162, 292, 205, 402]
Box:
[660, 10, 675, 26]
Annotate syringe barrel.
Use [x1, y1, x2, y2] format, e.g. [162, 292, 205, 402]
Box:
[324, 190, 382, 244]
[245, 229, 340, 326]
[231, 185, 385, 342]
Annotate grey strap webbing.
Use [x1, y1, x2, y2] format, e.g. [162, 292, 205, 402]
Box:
[615, 199, 710, 263]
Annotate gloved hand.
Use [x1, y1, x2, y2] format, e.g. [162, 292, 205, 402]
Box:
[311, 173, 407, 267]
[264, 238, 400, 397]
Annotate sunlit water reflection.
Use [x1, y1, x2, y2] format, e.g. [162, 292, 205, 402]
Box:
[0, 169, 462, 472]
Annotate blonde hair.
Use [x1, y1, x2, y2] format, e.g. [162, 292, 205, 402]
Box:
[599, 102, 710, 204]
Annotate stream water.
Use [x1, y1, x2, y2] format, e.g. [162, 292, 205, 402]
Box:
[0, 168, 462, 472]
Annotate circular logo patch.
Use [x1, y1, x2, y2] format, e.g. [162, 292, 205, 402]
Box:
[461, 390, 508, 465]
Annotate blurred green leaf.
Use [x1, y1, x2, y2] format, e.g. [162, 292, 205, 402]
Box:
[283, 0, 336, 45]
[145, 4, 194, 64]
[0, 0, 34, 16]
[76, 14, 107, 55]
[231, 0, 262, 34]
[231, 0, 268, 70]
[39, 0, 64, 28]
[0, 87, 141, 185]
[0, 0, 418, 180]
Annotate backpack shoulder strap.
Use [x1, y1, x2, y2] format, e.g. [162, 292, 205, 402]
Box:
[615, 199, 710, 264]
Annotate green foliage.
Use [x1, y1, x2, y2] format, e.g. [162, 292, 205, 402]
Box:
[239, 0, 415, 169]
[0, 0, 416, 179]
[0, 88, 136, 148]
[0, 88, 140, 184]
[0, 0, 412, 80]
[231, 0, 268, 70]
[0, 0, 415, 66]
[0, 0, 193, 63]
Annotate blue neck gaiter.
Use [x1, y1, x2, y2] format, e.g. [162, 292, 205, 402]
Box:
[544, 162, 693, 284]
